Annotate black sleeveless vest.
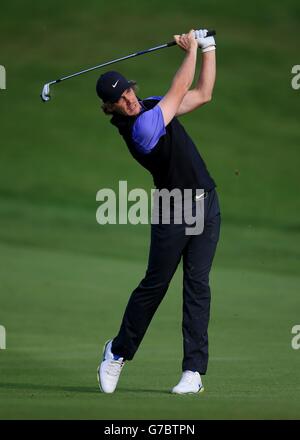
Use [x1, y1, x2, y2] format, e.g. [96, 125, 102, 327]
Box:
[110, 98, 216, 192]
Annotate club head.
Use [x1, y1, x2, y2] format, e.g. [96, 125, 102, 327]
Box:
[41, 83, 51, 102]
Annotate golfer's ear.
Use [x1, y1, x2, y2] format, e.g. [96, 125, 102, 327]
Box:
[107, 102, 114, 112]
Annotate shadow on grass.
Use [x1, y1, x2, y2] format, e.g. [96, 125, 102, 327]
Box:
[118, 388, 171, 394]
[0, 382, 170, 394]
[0, 382, 98, 394]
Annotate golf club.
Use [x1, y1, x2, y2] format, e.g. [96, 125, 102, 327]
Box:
[40, 30, 216, 102]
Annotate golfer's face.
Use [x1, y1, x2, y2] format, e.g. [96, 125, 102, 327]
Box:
[113, 88, 141, 116]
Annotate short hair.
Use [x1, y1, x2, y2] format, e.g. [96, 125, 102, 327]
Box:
[101, 81, 138, 115]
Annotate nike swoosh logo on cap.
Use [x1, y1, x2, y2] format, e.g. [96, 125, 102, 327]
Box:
[112, 80, 119, 88]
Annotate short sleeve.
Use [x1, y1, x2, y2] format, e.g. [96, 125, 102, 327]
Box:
[144, 96, 164, 101]
[132, 104, 166, 154]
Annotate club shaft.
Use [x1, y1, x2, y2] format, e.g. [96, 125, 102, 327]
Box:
[56, 45, 169, 83]
[52, 30, 216, 84]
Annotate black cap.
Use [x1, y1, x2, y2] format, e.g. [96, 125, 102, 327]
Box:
[96, 71, 132, 103]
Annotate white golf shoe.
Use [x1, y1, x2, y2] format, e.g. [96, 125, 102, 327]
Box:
[171, 370, 204, 394]
[97, 339, 125, 393]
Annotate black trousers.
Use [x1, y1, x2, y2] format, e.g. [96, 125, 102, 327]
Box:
[111, 189, 221, 374]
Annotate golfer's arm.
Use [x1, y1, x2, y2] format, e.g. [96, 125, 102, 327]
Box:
[158, 48, 197, 126]
[175, 50, 216, 117]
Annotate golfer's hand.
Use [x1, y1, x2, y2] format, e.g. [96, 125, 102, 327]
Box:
[194, 29, 216, 53]
[174, 29, 198, 52]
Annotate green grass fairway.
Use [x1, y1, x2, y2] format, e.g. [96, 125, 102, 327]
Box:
[1, 0, 300, 419]
[0, 207, 300, 419]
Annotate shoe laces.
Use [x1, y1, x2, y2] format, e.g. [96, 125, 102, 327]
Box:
[106, 359, 125, 377]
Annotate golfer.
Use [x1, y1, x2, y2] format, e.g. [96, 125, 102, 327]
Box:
[96, 29, 221, 394]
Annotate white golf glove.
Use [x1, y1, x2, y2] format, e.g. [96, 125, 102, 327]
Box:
[194, 29, 216, 53]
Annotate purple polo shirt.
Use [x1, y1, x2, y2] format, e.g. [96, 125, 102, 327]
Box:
[132, 96, 166, 154]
